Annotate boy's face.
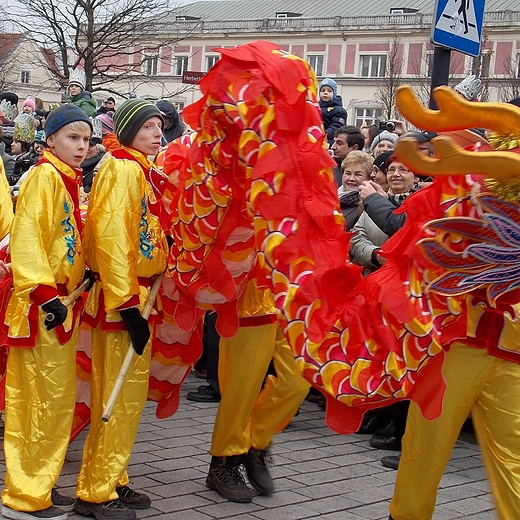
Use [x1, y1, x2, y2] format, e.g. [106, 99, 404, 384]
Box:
[320, 86, 334, 102]
[130, 116, 163, 156]
[11, 140, 23, 155]
[46, 124, 91, 168]
[69, 84, 82, 96]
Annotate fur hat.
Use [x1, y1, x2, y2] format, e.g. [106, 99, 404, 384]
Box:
[113, 99, 163, 147]
[23, 98, 36, 111]
[370, 130, 398, 152]
[68, 68, 86, 91]
[319, 78, 338, 98]
[45, 104, 93, 138]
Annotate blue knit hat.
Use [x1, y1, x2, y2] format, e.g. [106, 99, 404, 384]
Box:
[45, 104, 93, 138]
[319, 78, 338, 98]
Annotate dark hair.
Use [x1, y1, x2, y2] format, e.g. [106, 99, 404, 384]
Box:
[105, 97, 115, 103]
[362, 124, 379, 148]
[334, 125, 365, 150]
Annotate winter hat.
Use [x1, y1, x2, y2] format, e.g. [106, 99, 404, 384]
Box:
[370, 130, 398, 153]
[95, 113, 114, 135]
[373, 151, 393, 173]
[113, 99, 163, 147]
[45, 104, 93, 138]
[0, 92, 19, 106]
[34, 130, 46, 143]
[319, 78, 338, 98]
[23, 98, 36, 111]
[405, 130, 437, 143]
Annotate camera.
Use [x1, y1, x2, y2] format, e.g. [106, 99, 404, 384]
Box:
[378, 120, 396, 132]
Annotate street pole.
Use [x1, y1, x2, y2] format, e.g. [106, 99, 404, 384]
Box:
[429, 45, 451, 110]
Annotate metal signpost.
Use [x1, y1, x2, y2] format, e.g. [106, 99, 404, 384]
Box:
[428, 0, 486, 109]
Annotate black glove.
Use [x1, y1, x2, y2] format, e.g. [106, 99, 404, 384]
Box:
[120, 307, 150, 355]
[82, 269, 96, 292]
[41, 298, 68, 331]
[166, 235, 174, 249]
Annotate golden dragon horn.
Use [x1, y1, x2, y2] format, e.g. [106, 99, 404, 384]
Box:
[395, 136, 520, 180]
[395, 85, 520, 133]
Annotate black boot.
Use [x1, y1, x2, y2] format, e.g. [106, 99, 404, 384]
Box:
[244, 447, 274, 495]
[206, 455, 255, 503]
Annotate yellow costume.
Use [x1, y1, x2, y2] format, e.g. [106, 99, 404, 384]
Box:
[0, 157, 13, 239]
[2, 150, 85, 512]
[77, 146, 168, 504]
[210, 279, 309, 457]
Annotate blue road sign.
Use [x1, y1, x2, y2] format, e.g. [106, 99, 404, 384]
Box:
[431, 0, 486, 57]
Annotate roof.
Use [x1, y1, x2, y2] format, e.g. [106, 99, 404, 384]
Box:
[0, 33, 24, 64]
[168, 0, 518, 21]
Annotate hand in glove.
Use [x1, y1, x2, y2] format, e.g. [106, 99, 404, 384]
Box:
[120, 307, 150, 355]
[41, 298, 68, 331]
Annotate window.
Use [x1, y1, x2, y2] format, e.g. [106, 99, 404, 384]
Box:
[307, 55, 324, 77]
[206, 55, 219, 71]
[174, 56, 189, 76]
[360, 55, 387, 78]
[517, 55, 520, 79]
[143, 56, 158, 76]
[354, 107, 381, 128]
[20, 70, 30, 84]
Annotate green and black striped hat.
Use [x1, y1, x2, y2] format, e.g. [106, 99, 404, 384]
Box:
[113, 99, 163, 146]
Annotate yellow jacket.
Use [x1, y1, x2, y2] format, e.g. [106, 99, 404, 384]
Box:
[6, 150, 85, 346]
[83, 147, 168, 326]
[0, 156, 13, 240]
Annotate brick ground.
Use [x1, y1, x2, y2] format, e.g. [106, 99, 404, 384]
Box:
[1, 372, 496, 519]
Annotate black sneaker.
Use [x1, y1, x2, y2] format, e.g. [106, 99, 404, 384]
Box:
[206, 456, 255, 503]
[1, 505, 67, 520]
[244, 447, 274, 495]
[51, 488, 76, 512]
[116, 486, 151, 510]
[74, 498, 136, 520]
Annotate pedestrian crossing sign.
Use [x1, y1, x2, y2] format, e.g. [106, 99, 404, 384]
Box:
[431, 0, 486, 57]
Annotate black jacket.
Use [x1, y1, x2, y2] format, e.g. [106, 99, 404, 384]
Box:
[319, 96, 347, 146]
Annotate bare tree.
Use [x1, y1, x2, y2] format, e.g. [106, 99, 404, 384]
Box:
[375, 32, 404, 121]
[498, 55, 520, 102]
[0, 0, 198, 94]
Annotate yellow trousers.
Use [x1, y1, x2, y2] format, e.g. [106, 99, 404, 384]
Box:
[210, 322, 309, 456]
[2, 319, 78, 512]
[390, 342, 520, 520]
[76, 326, 151, 503]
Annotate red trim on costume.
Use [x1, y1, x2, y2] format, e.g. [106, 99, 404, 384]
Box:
[37, 156, 83, 234]
[83, 279, 163, 332]
[117, 295, 140, 311]
[238, 314, 277, 327]
[30, 284, 59, 306]
[111, 148, 172, 232]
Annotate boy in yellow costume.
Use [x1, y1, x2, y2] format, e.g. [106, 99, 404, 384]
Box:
[1, 105, 92, 520]
[206, 279, 310, 503]
[75, 99, 168, 520]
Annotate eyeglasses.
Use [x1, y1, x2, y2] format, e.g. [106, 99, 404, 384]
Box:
[103, 101, 114, 105]
[387, 167, 410, 174]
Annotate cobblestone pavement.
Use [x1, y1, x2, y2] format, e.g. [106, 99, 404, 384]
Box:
[1, 372, 496, 519]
